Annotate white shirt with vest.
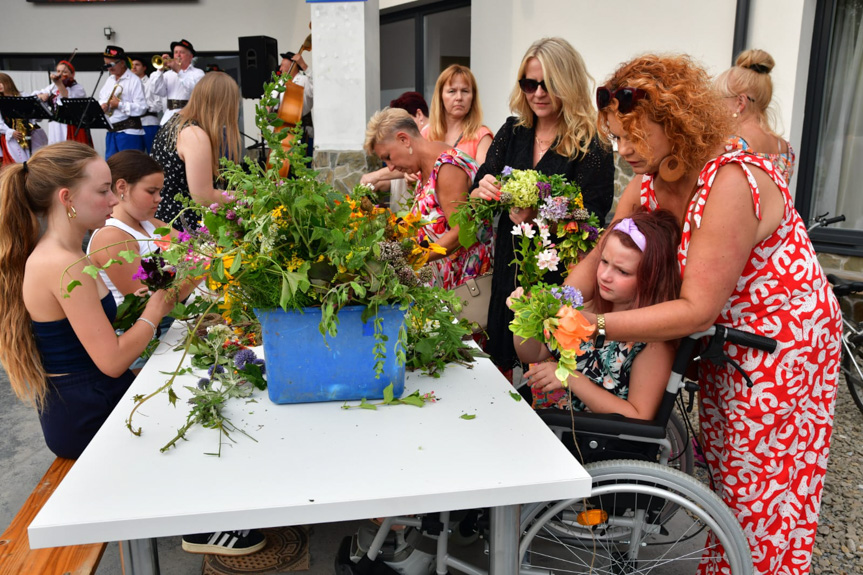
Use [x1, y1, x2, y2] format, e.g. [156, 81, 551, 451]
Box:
[149, 64, 205, 125]
[98, 69, 146, 135]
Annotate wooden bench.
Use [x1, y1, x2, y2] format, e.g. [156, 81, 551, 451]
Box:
[0, 457, 107, 575]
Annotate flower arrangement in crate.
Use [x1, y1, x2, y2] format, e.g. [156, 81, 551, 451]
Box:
[72, 75, 478, 452]
[451, 166, 603, 273]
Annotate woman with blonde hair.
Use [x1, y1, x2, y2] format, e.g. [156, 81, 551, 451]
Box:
[424, 64, 493, 165]
[471, 37, 614, 375]
[365, 107, 493, 290]
[0, 142, 176, 459]
[0, 73, 48, 166]
[564, 54, 839, 575]
[152, 71, 241, 230]
[715, 49, 796, 183]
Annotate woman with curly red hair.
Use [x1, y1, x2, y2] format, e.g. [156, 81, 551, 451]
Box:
[565, 54, 841, 575]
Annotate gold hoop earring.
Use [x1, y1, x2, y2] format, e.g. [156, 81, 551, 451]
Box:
[658, 156, 685, 182]
[67, 205, 77, 219]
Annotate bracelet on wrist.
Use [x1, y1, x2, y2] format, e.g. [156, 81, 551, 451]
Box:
[136, 317, 157, 340]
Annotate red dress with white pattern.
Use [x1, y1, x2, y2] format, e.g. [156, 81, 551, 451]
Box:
[641, 151, 842, 575]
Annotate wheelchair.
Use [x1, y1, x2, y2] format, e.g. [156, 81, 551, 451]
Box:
[336, 325, 775, 575]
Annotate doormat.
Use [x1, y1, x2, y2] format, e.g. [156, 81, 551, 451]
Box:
[201, 526, 310, 574]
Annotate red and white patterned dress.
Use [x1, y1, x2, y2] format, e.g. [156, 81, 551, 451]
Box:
[641, 151, 842, 575]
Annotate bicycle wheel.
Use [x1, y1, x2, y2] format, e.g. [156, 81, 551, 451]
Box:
[843, 347, 863, 414]
[519, 459, 753, 575]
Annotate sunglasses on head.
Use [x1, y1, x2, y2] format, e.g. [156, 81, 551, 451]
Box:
[519, 77, 548, 94]
[596, 86, 648, 114]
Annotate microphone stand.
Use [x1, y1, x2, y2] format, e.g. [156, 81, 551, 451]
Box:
[74, 68, 105, 139]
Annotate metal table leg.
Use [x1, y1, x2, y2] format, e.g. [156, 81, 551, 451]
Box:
[119, 538, 161, 575]
[489, 504, 520, 575]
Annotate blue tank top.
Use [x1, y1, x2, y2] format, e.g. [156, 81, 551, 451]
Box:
[32, 294, 117, 374]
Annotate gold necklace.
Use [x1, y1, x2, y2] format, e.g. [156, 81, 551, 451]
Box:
[535, 136, 552, 156]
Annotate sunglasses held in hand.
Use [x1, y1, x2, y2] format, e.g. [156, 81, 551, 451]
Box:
[596, 86, 648, 113]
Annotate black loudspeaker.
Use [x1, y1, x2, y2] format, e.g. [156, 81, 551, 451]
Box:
[238, 35, 278, 99]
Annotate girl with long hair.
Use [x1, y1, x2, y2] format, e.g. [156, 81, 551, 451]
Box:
[0, 142, 175, 459]
[152, 71, 241, 231]
[471, 37, 615, 376]
[513, 209, 681, 419]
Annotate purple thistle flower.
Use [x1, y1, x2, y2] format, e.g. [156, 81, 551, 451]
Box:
[582, 224, 599, 241]
[233, 348, 258, 370]
[254, 358, 266, 376]
[197, 378, 210, 390]
[207, 364, 225, 377]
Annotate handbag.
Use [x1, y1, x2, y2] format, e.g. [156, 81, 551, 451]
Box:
[453, 272, 493, 331]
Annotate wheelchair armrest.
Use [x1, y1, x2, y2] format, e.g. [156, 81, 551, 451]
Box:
[536, 409, 667, 440]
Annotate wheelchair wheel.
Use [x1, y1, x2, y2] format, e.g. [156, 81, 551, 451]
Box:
[518, 459, 753, 575]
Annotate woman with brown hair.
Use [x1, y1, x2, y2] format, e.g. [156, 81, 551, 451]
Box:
[424, 64, 493, 165]
[0, 142, 176, 459]
[471, 37, 614, 376]
[152, 71, 241, 231]
[715, 49, 796, 184]
[565, 54, 841, 575]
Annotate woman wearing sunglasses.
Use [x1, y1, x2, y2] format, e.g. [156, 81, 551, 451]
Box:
[566, 54, 840, 575]
[471, 37, 614, 379]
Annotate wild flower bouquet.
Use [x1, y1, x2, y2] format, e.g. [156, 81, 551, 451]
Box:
[451, 167, 603, 272]
[73, 75, 478, 452]
[509, 284, 595, 383]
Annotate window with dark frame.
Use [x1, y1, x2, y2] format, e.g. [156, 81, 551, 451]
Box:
[797, 0, 863, 257]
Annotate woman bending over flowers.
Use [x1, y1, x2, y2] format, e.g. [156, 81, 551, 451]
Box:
[470, 37, 614, 375]
[365, 107, 492, 290]
[511, 209, 681, 419]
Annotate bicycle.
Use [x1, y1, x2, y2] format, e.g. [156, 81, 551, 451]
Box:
[808, 213, 863, 415]
[336, 324, 776, 575]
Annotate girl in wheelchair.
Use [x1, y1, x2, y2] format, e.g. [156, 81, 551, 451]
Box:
[512, 208, 681, 420]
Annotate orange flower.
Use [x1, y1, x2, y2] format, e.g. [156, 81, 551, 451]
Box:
[564, 221, 580, 233]
[552, 306, 595, 354]
[153, 234, 172, 251]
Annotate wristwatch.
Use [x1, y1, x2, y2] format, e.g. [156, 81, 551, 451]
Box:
[595, 314, 606, 348]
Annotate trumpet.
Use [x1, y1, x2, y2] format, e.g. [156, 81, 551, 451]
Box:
[152, 55, 174, 71]
[106, 84, 123, 117]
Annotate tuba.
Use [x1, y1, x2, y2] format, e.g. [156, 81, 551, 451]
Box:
[106, 84, 123, 117]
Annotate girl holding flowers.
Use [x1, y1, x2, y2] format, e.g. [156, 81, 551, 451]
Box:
[0, 142, 176, 459]
[470, 37, 614, 375]
[511, 209, 681, 419]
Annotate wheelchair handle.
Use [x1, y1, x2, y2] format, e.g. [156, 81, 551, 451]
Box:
[687, 325, 777, 353]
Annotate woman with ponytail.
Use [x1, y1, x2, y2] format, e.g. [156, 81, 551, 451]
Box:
[0, 141, 176, 459]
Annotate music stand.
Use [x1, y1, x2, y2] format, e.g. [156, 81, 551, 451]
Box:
[0, 96, 52, 122]
[54, 98, 112, 137]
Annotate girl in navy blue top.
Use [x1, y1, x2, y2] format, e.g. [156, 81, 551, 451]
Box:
[0, 141, 176, 459]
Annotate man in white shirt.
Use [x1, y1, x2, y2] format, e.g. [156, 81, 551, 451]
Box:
[149, 39, 205, 125]
[99, 45, 146, 158]
[35, 60, 92, 146]
[130, 57, 163, 153]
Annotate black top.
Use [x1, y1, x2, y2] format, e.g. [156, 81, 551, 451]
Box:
[152, 116, 208, 231]
[473, 116, 615, 369]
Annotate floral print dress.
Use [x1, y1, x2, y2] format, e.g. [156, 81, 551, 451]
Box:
[411, 148, 493, 289]
[641, 151, 841, 575]
[531, 340, 646, 410]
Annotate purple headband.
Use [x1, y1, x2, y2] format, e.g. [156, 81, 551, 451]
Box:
[613, 218, 646, 252]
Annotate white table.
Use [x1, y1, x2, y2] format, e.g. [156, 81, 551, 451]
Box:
[29, 326, 591, 574]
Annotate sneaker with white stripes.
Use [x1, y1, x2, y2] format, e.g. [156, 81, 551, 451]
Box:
[181, 529, 267, 556]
